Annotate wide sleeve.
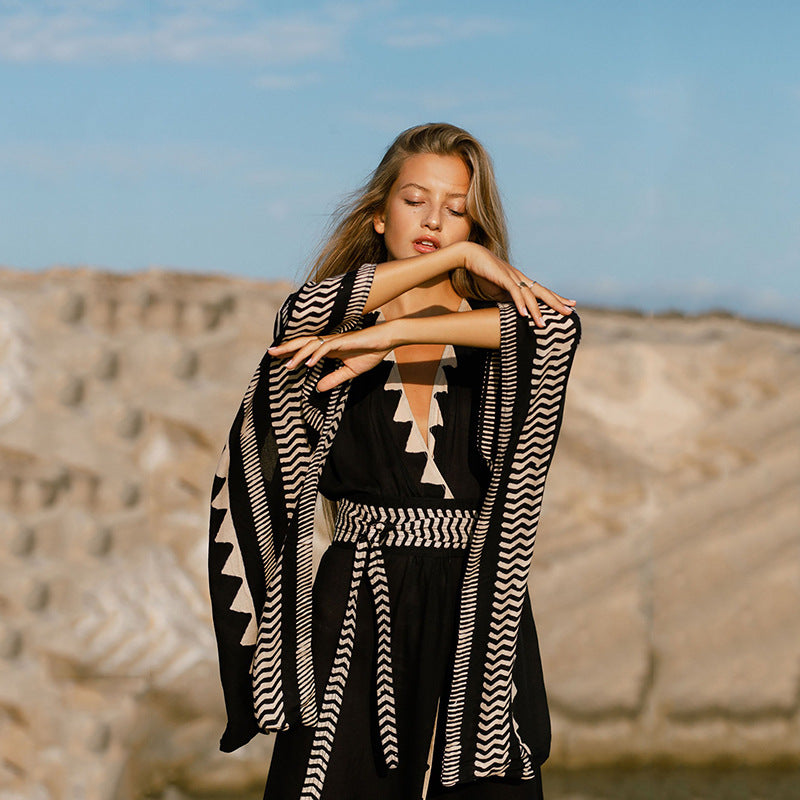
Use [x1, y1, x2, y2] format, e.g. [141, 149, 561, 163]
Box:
[273, 262, 378, 342]
[441, 304, 581, 786]
[208, 353, 285, 752]
[209, 261, 378, 753]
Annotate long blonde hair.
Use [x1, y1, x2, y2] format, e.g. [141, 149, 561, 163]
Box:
[304, 122, 510, 298]
[307, 122, 510, 538]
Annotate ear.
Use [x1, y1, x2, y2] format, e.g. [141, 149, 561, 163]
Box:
[373, 209, 385, 235]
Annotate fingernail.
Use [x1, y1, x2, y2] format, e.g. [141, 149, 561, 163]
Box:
[521, 308, 529, 317]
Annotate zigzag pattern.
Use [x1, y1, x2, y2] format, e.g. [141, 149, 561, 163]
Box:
[383, 344, 456, 497]
[378, 297, 469, 498]
[292, 379, 350, 726]
[441, 306, 579, 785]
[441, 302, 519, 784]
[298, 499, 476, 800]
[211, 273, 578, 791]
[252, 263, 379, 732]
[238, 361, 280, 580]
[251, 546, 287, 729]
[474, 316, 575, 775]
[270, 357, 313, 516]
[282, 279, 343, 340]
[210, 442, 257, 646]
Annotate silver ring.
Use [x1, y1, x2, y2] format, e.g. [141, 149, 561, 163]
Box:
[518, 280, 530, 289]
[316, 335, 325, 344]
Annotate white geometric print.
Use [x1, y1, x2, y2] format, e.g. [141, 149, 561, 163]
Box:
[209, 263, 580, 793]
[211, 441, 257, 646]
[376, 298, 470, 499]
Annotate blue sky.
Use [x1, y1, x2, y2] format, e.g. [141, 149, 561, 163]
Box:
[1, 0, 798, 322]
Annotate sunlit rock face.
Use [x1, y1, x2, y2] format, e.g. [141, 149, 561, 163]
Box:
[1, 266, 798, 799]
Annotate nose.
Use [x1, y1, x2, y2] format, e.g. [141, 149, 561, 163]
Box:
[423, 208, 440, 230]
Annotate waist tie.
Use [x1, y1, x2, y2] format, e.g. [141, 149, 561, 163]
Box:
[300, 498, 476, 800]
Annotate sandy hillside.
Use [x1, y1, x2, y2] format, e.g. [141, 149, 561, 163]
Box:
[0, 266, 798, 799]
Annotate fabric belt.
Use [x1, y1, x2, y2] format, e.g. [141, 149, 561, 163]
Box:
[300, 497, 476, 799]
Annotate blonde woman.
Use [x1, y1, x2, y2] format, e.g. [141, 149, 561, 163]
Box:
[209, 123, 581, 800]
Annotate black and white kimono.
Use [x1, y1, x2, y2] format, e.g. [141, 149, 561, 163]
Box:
[208, 262, 581, 798]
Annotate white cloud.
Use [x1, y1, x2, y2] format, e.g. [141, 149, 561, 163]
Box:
[384, 15, 508, 48]
[0, 3, 348, 64]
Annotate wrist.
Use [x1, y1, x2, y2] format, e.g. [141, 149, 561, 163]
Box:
[448, 240, 473, 271]
[388, 318, 411, 348]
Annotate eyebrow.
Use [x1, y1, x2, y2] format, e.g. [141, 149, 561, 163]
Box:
[398, 182, 467, 198]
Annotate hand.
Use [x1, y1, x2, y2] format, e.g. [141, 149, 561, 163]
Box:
[461, 242, 576, 328]
[267, 324, 397, 392]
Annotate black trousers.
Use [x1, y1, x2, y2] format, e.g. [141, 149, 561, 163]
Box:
[263, 542, 547, 800]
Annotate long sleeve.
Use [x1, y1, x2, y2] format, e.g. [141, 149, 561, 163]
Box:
[274, 262, 378, 341]
[441, 303, 581, 785]
[208, 262, 377, 752]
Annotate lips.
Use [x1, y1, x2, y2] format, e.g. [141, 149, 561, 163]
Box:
[413, 236, 440, 253]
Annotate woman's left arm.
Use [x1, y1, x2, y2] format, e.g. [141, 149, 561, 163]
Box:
[268, 307, 503, 391]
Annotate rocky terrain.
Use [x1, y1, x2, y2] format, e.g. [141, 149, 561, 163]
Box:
[0, 265, 798, 799]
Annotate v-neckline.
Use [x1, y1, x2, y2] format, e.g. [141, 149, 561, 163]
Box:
[376, 297, 470, 453]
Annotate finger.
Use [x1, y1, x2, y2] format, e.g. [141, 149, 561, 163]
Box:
[267, 336, 319, 357]
[317, 365, 355, 392]
[505, 281, 530, 318]
[285, 339, 323, 369]
[267, 338, 306, 357]
[306, 339, 336, 367]
[530, 283, 574, 316]
[530, 296, 544, 328]
[512, 271, 575, 313]
[507, 270, 543, 318]
[520, 286, 544, 327]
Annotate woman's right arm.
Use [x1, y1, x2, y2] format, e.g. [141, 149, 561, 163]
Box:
[364, 241, 575, 327]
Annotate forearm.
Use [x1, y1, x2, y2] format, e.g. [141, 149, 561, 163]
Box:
[389, 307, 501, 349]
[362, 242, 470, 313]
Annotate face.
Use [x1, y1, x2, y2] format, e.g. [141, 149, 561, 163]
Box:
[373, 153, 472, 260]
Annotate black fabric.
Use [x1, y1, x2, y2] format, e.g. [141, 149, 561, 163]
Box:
[319, 336, 490, 505]
[264, 340, 546, 799]
[208, 256, 580, 791]
[264, 542, 545, 800]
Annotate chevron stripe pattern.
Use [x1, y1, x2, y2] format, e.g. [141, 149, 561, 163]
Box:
[441, 302, 519, 784]
[298, 498, 476, 800]
[210, 268, 580, 790]
[257, 264, 378, 731]
[441, 304, 580, 785]
[209, 263, 378, 748]
[475, 310, 578, 774]
[210, 442, 257, 646]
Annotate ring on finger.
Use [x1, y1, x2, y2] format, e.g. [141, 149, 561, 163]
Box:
[316, 335, 325, 344]
[518, 280, 533, 289]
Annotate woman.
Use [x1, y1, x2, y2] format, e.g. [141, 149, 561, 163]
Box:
[208, 123, 581, 800]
